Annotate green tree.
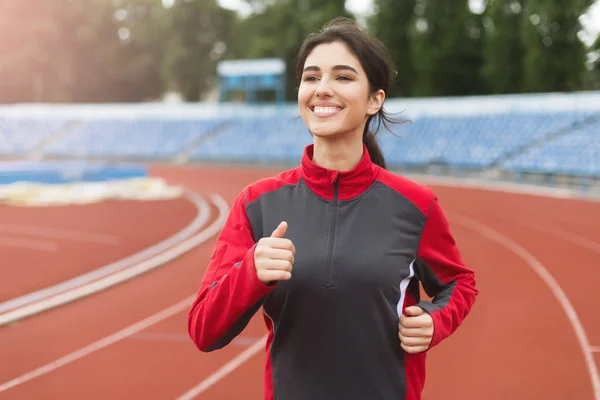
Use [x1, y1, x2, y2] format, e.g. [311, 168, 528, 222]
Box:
[110, 0, 170, 102]
[0, 0, 169, 103]
[230, 0, 352, 102]
[409, 0, 486, 97]
[370, 0, 416, 97]
[165, 0, 235, 101]
[482, 0, 525, 94]
[521, 0, 594, 92]
[584, 34, 600, 90]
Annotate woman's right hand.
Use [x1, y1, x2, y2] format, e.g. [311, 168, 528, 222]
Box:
[254, 221, 295, 285]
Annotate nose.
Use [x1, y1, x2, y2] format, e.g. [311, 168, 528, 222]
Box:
[315, 77, 334, 98]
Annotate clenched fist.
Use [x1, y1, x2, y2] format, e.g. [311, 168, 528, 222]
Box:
[254, 221, 296, 285]
[398, 306, 434, 354]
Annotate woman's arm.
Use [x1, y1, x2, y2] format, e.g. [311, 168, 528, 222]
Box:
[413, 193, 479, 350]
[187, 189, 274, 352]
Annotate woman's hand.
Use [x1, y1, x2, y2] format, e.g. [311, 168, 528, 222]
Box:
[254, 221, 295, 285]
[398, 306, 434, 354]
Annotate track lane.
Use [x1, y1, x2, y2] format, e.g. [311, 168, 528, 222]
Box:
[0, 198, 219, 385]
[0, 197, 198, 302]
[3, 166, 599, 400]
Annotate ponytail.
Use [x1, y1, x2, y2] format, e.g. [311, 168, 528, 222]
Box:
[363, 131, 386, 169]
[363, 108, 408, 170]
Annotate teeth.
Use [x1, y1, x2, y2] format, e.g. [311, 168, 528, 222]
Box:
[314, 106, 341, 117]
[314, 106, 340, 115]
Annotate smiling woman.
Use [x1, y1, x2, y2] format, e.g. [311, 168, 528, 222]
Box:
[187, 16, 479, 400]
[295, 18, 405, 170]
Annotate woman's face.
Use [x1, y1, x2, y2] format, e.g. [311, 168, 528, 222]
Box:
[298, 41, 384, 141]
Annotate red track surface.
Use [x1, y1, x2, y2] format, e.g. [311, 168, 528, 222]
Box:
[0, 197, 198, 302]
[0, 165, 598, 400]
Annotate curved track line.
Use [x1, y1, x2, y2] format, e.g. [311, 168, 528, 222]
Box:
[0, 194, 226, 327]
[0, 222, 120, 245]
[450, 211, 600, 399]
[0, 194, 230, 393]
[0, 190, 209, 315]
[0, 235, 58, 252]
[0, 296, 195, 393]
[512, 220, 600, 255]
[176, 334, 268, 400]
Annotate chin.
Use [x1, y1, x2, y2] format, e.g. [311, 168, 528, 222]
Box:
[307, 121, 344, 138]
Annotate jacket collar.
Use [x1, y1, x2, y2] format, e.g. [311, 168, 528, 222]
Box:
[300, 144, 377, 201]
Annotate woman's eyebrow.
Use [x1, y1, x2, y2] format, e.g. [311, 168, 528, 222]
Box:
[302, 65, 359, 74]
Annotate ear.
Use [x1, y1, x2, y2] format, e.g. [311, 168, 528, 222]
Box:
[367, 89, 385, 116]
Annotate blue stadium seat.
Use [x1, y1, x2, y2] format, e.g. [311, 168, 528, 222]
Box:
[378, 111, 594, 169]
[190, 115, 312, 164]
[45, 118, 225, 159]
[3, 107, 597, 179]
[0, 117, 69, 155]
[501, 119, 600, 177]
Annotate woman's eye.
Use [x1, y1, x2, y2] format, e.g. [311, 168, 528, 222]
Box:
[337, 75, 352, 81]
[304, 76, 318, 81]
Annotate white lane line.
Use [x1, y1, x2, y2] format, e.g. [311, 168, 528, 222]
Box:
[0, 190, 209, 315]
[127, 333, 260, 346]
[128, 332, 192, 343]
[512, 220, 600, 255]
[175, 335, 268, 400]
[0, 235, 58, 252]
[0, 194, 229, 393]
[0, 296, 195, 393]
[0, 223, 120, 245]
[451, 212, 600, 400]
[0, 194, 228, 327]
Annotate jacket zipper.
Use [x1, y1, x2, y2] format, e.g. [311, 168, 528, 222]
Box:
[323, 176, 339, 288]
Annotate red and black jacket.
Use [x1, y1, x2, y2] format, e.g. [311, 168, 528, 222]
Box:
[188, 144, 478, 400]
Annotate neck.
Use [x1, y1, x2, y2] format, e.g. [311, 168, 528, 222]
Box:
[311, 135, 364, 171]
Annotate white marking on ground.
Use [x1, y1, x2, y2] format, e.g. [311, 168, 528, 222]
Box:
[452, 212, 600, 399]
[175, 334, 268, 400]
[0, 222, 120, 245]
[0, 235, 57, 252]
[0, 194, 229, 393]
[0, 190, 209, 315]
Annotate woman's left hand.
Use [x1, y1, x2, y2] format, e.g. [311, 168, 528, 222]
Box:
[398, 306, 434, 354]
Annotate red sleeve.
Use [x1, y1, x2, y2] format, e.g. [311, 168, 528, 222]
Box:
[415, 193, 478, 349]
[187, 188, 274, 352]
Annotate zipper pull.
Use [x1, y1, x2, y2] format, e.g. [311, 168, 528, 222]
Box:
[330, 171, 339, 185]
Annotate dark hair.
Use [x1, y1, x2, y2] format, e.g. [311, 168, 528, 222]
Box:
[296, 17, 406, 169]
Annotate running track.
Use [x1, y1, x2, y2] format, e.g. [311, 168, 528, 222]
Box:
[0, 164, 598, 400]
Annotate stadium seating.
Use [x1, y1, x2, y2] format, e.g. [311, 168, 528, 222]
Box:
[501, 119, 600, 177]
[2, 104, 598, 179]
[190, 115, 313, 164]
[0, 117, 68, 155]
[44, 118, 225, 159]
[189, 110, 597, 173]
[378, 111, 595, 169]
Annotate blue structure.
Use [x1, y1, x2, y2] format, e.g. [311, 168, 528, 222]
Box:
[1, 91, 599, 195]
[0, 160, 147, 185]
[217, 58, 286, 104]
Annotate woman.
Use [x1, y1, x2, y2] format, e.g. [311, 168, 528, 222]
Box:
[188, 17, 478, 400]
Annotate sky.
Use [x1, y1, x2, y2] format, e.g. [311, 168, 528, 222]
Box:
[214, 0, 600, 46]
